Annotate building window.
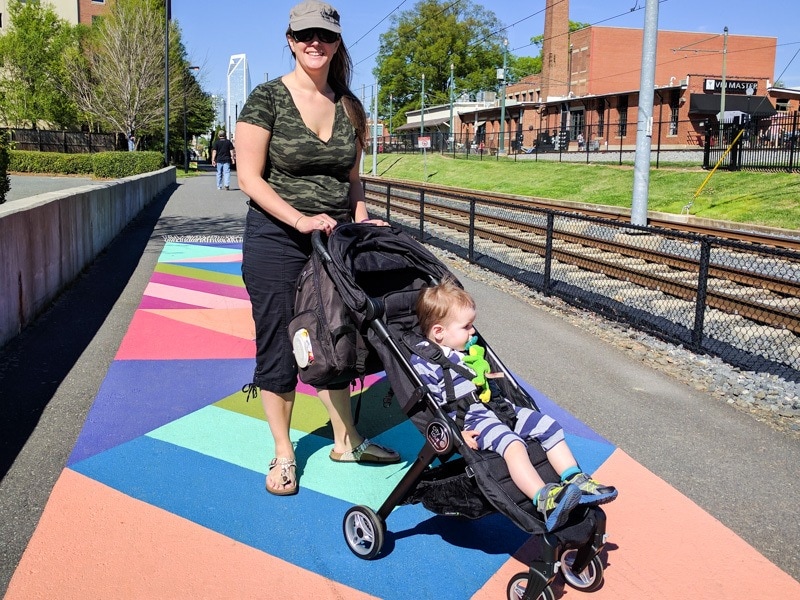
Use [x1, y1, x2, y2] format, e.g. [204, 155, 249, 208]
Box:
[669, 92, 680, 136]
[597, 110, 604, 138]
[570, 109, 584, 141]
[92, 1, 106, 4]
[776, 99, 789, 112]
[617, 96, 628, 137]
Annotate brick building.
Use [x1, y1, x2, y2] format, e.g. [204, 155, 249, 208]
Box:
[0, 0, 111, 31]
[460, 0, 783, 152]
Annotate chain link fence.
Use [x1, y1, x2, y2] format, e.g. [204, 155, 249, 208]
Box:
[364, 179, 800, 382]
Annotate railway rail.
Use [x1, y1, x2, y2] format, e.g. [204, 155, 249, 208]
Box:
[361, 176, 800, 380]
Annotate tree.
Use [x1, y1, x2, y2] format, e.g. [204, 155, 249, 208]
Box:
[63, 0, 211, 149]
[0, 0, 80, 128]
[64, 0, 166, 142]
[531, 20, 591, 51]
[374, 0, 507, 128]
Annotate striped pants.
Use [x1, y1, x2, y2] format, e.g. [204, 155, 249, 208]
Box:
[461, 400, 565, 457]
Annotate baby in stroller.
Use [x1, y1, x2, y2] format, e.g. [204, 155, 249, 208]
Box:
[410, 277, 618, 532]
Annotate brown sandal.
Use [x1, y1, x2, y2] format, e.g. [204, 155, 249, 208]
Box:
[266, 457, 298, 496]
[329, 439, 400, 464]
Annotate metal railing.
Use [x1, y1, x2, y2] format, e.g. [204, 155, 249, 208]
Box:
[377, 111, 800, 171]
[704, 111, 799, 172]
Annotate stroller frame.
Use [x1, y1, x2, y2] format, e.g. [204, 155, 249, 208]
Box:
[311, 225, 609, 599]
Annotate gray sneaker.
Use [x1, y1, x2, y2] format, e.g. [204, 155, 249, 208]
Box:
[567, 472, 618, 505]
[536, 482, 581, 531]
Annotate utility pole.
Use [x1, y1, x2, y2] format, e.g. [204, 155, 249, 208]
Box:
[499, 38, 508, 154]
[631, 0, 659, 227]
[719, 26, 728, 144]
[372, 82, 378, 176]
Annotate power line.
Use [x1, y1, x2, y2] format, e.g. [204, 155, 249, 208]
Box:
[349, 0, 408, 49]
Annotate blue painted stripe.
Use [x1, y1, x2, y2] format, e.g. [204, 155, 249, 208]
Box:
[70, 436, 529, 599]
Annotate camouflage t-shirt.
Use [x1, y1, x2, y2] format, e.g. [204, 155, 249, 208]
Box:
[237, 79, 358, 223]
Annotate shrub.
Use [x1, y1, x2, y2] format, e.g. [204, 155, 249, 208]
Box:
[8, 149, 164, 178]
[92, 151, 164, 178]
[9, 150, 94, 175]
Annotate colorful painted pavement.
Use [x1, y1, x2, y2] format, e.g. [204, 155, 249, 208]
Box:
[6, 240, 799, 599]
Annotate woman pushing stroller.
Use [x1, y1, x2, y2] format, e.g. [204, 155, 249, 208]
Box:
[411, 277, 618, 531]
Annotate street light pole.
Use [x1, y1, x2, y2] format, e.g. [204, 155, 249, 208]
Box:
[164, 0, 171, 166]
[499, 38, 508, 155]
[184, 66, 200, 173]
[449, 63, 454, 151]
[420, 73, 425, 137]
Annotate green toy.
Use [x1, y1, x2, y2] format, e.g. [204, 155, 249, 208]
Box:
[463, 343, 492, 403]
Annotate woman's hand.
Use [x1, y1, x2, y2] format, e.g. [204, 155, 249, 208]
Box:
[295, 213, 336, 235]
[359, 217, 389, 227]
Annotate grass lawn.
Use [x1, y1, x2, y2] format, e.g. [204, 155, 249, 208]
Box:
[362, 153, 800, 231]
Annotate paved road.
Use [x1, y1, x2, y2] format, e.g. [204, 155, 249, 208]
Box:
[1, 171, 798, 598]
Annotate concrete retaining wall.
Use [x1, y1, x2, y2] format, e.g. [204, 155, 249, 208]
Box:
[0, 167, 176, 349]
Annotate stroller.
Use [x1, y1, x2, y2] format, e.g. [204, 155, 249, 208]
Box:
[309, 223, 609, 600]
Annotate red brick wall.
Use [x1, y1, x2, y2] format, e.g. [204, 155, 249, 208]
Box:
[541, 0, 570, 100]
[584, 27, 776, 96]
[78, 0, 112, 25]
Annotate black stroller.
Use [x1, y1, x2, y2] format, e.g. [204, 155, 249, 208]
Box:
[308, 223, 609, 600]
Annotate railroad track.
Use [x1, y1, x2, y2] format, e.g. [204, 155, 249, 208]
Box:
[363, 176, 800, 252]
[362, 177, 800, 373]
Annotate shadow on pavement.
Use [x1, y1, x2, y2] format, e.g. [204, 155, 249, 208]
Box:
[0, 185, 175, 479]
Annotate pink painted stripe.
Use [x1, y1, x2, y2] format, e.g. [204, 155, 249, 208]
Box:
[139, 296, 206, 310]
[150, 271, 250, 300]
[295, 372, 386, 396]
[143, 282, 251, 310]
[175, 252, 243, 263]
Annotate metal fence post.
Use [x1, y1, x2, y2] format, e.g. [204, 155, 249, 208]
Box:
[691, 238, 712, 350]
[386, 182, 391, 223]
[418, 189, 425, 241]
[788, 112, 798, 173]
[468, 197, 476, 263]
[543, 212, 555, 296]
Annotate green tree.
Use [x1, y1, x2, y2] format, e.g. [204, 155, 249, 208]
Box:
[374, 0, 507, 128]
[531, 20, 591, 51]
[508, 55, 542, 82]
[0, 0, 80, 128]
[63, 0, 211, 152]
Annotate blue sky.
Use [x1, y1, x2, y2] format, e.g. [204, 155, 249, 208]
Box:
[174, 0, 800, 98]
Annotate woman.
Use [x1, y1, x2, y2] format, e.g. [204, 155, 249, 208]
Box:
[236, 0, 399, 496]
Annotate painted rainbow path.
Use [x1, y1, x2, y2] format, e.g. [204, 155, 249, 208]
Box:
[6, 240, 799, 599]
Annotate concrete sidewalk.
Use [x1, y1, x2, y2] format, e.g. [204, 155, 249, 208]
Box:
[1, 170, 798, 598]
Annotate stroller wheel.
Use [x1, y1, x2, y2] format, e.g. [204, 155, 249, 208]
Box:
[506, 572, 555, 600]
[343, 506, 385, 560]
[560, 548, 604, 592]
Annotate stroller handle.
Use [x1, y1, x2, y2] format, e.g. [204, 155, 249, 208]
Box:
[311, 230, 332, 263]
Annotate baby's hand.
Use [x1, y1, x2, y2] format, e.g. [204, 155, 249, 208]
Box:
[461, 429, 479, 450]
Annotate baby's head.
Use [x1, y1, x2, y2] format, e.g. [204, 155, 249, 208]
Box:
[416, 277, 476, 351]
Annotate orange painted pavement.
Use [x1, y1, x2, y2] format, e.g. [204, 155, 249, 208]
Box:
[143, 308, 257, 340]
[473, 450, 800, 599]
[115, 311, 256, 360]
[6, 469, 377, 600]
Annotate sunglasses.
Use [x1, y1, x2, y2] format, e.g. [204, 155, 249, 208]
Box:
[291, 28, 340, 44]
